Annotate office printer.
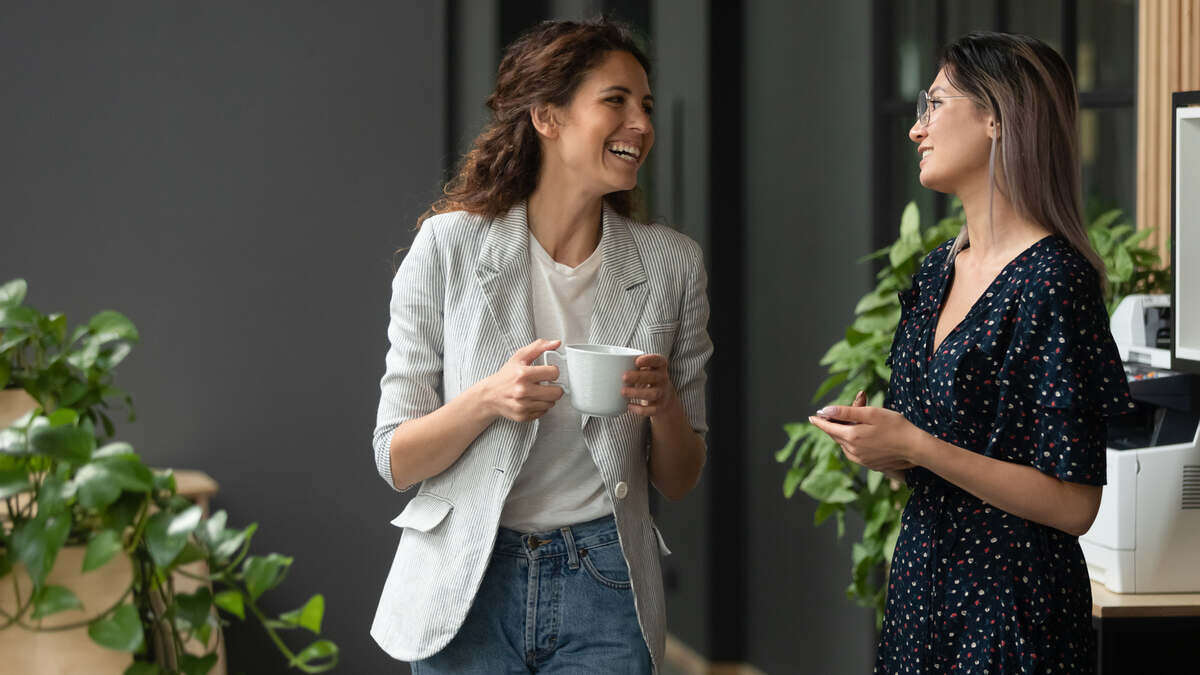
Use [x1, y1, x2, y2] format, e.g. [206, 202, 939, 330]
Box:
[1080, 294, 1200, 593]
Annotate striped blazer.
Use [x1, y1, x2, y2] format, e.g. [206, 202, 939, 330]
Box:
[369, 201, 711, 669]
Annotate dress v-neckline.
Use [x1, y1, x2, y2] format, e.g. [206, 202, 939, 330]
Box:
[927, 235, 1054, 359]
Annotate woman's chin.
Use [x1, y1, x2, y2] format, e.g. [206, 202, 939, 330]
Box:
[918, 172, 947, 192]
[603, 175, 639, 193]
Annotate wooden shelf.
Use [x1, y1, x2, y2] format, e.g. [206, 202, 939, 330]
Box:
[1091, 580, 1200, 619]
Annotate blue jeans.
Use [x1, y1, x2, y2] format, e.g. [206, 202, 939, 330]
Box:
[410, 515, 653, 674]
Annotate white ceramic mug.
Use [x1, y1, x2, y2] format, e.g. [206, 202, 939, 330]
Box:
[540, 344, 644, 417]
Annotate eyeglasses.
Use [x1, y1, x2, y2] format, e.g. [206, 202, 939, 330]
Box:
[915, 90, 970, 127]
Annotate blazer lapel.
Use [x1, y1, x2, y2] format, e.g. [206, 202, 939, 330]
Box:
[588, 204, 649, 351]
[476, 202, 536, 355]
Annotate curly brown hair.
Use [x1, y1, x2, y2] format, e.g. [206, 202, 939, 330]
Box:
[419, 17, 651, 227]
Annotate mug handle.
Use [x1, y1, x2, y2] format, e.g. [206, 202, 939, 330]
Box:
[537, 350, 570, 394]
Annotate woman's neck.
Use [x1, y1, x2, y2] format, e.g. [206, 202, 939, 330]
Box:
[957, 175, 1051, 266]
[527, 173, 603, 267]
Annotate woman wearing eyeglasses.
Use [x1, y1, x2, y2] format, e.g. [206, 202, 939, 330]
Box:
[810, 32, 1132, 672]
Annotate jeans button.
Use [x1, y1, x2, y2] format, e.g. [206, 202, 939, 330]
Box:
[614, 481, 628, 499]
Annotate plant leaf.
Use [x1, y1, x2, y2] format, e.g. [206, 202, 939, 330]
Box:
[46, 408, 79, 427]
[83, 530, 124, 572]
[782, 467, 804, 498]
[214, 523, 257, 561]
[102, 492, 144, 532]
[88, 604, 144, 652]
[74, 456, 154, 511]
[0, 279, 27, 308]
[173, 587, 213, 631]
[799, 468, 858, 504]
[152, 469, 177, 493]
[123, 663, 162, 675]
[146, 505, 203, 569]
[867, 469, 884, 495]
[0, 306, 38, 329]
[811, 372, 848, 404]
[30, 424, 94, 463]
[290, 639, 339, 670]
[11, 514, 71, 588]
[279, 594, 325, 634]
[179, 653, 218, 675]
[88, 310, 140, 344]
[96, 342, 133, 370]
[213, 589, 245, 620]
[242, 554, 293, 601]
[0, 469, 31, 499]
[813, 500, 841, 526]
[0, 327, 30, 353]
[32, 584, 83, 618]
[93, 441, 136, 458]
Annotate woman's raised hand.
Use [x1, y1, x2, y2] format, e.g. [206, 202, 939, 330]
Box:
[481, 339, 566, 422]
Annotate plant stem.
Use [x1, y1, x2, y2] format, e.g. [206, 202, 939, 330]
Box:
[246, 588, 297, 662]
[124, 497, 151, 554]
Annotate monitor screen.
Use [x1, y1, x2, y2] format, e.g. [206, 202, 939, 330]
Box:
[1173, 91, 1200, 374]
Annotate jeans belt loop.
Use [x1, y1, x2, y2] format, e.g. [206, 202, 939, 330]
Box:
[561, 526, 580, 570]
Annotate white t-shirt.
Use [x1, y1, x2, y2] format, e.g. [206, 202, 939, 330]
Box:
[499, 234, 612, 533]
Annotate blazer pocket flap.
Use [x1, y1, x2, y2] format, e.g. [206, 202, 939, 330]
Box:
[646, 320, 679, 335]
[390, 493, 453, 532]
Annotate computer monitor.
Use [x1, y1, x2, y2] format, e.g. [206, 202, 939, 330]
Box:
[1172, 91, 1200, 374]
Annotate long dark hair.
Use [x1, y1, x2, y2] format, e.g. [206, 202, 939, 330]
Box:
[419, 18, 650, 227]
[939, 31, 1106, 282]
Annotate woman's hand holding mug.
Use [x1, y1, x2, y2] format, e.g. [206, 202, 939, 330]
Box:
[481, 339, 565, 422]
[623, 353, 678, 418]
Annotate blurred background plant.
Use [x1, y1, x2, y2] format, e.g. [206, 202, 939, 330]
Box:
[1, 279, 337, 675]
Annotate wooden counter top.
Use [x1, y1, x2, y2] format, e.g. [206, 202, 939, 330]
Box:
[1091, 580, 1200, 619]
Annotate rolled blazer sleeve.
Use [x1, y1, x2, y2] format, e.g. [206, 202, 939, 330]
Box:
[373, 223, 446, 491]
[670, 239, 712, 436]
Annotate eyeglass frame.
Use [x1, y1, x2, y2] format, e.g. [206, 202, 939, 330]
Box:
[915, 89, 971, 127]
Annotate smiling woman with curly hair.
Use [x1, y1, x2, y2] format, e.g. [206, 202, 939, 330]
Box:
[369, 18, 712, 674]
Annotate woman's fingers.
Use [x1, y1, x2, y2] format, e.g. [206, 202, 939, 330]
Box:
[622, 369, 664, 387]
[523, 383, 565, 401]
[634, 353, 668, 369]
[621, 386, 661, 402]
[513, 338, 561, 365]
[512, 399, 554, 420]
[627, 401, 661, 417]
[520, 364, 560, 383]
[809, 415, 851, 441]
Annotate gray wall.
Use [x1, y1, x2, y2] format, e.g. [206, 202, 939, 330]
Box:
[743, 1, 877, 673]
[1, 2, 445, 672]
[649, 0, 712, 655]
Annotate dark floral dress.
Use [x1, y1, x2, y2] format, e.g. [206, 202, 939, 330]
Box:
[875, 236, 1134, 673]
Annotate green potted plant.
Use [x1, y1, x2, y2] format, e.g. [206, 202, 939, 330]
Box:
[776, 202, 1170, 627]
[0, 279, 337, 674]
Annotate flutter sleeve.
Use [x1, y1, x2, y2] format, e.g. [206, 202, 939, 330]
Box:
[997, 263, 1134, 484]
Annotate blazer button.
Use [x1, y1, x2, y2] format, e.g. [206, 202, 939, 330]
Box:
[614, 481, 629, 500]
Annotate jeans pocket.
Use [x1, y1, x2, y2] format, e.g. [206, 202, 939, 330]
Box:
[579, 542, 632, 590]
